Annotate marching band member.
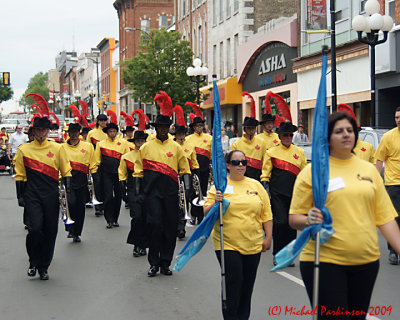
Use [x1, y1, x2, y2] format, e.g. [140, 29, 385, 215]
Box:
[61, 123, 96, 243]
[14, 116, 72, 280]
[261, 121, 307, 265]
[80, 127, 90, 142]
[172, 105, 200, 239]
[94, 122, 129, 229]
[119, 128, 149, 257]
[257, 113, 280, 150]
[134, 91, 191, 276]
[186, 102, 212, 225]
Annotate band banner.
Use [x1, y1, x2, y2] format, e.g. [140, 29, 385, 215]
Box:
[307, 0, 327, 30]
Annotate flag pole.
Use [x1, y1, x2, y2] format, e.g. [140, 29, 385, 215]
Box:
[219, 200, 227, 310]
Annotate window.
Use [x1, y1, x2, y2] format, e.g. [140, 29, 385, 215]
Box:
[159, 15, 168, 29]
[199, 25, 203, 60]
[183, 0, 186, 17]
[233, 34, 238, 72]
[213, 0, 217, 25]
[388, 0, 395, 20]
[219, 41, 224, 78]
[360, 0, 367, 13]
[213, 45, 217, 75]
[193, 28, 197, 55]
[234, 0, 239, 12]
[219, 0, 224, 22]
[335, 0, 349, 22]
[226, 38, 231, 76]
[226, 0, 231, 18]
[141, 19, 150, 34]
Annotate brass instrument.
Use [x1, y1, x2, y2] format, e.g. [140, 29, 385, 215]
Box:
[192, 174, 205, 207]
[88, 173, 102, 205]
[178, 175, 191, 220]
[59, 183, 74, 225]
[208, 163, 214, 187]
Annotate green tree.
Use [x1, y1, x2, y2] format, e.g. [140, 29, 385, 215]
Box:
[0, 83, 13, 103]
[122, 29, 205, 111]
[19, 72, 49, 110]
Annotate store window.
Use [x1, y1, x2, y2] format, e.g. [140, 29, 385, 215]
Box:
[260, 91, 291, 116]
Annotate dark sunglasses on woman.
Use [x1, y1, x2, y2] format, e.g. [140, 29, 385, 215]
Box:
[230, 159, 247, 166]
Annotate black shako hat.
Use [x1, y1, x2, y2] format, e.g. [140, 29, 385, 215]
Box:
[276, 121, 298, 134]
[97, 114, 108, 121]
[242, 116, 259, 127]
[68, 123, 82, 132]
[189, 116, 205, 127]
[32, 117, 51, 129]
[133, 130, 149, 140]
[172, 125, 187, 135]
[123, 126, 135, 133]
[102, 122, 119, 133]
[259, 113, 276, 124]
[149, 114, 172, 127]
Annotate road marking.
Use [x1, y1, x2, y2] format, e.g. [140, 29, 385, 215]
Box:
[276, 271, 381, 320]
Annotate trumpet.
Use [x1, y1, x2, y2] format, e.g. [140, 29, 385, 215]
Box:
[59, 183, 74, 225]
[192, 174, 205, 207]
[88, 173, 102, 205]
[178, 175, 192, 220]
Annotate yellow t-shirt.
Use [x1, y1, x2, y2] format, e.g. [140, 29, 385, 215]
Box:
[353, 139, 375, 164]
[290, 156, 398, 265]
[375, 128, 400, 185]
[204, 177, 272, 255]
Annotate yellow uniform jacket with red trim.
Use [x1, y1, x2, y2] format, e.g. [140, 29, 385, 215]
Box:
[119, 148, 140, 188]
[186, 132, 212, 171]
[14, 139, 72, 196]
[94, 137, 130, 174]
[133, 137, 191, 197]
[61, 140, 96, 189]
[176, 140, 200, 170]
[261, 144, 307, 197]
[231, 136, 266, 180]
[86, 127, 108, 148]
[256, 131, 280, 151]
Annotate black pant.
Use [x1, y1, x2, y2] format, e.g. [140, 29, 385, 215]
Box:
[93, 170, 104, 213]
[300, 260, 379, 320]
[270, 191, 297, 255]
[215, 250, 261, 320]
[24, 190, 59, 271]
[102, 172, 122, 224]
[145, 194, 179, 268]
[68, 186, 88, 236]
[177, 206, 186, 233]
[126, 187, 148, 249]
[191, 169, 209, 221]
[386, 185, 400, 251]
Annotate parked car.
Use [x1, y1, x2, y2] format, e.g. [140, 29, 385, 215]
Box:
[296, 142, 312, 163]
[358, 127, 389, 151]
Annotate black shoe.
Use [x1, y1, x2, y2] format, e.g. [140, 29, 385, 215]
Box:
[289, 262, 295, 267]
[95, 210, 102, 217]
[106, 223, 113, 229]
[112, 222, 119, 227]
[147, 266, 159, 277]
[73, 236, 81, 243]
[189, 218, 196, 225]
[139, 248, 147, 256]
[160, 267, 173, 276]
[24, 225, 28, 230]
[177, 230, 185, 239]
[133, 246, 141, 257]
[39, 270, 49, 280]
[67, 231, 73, 238]
[27, 265, 36, 277]
[389, 251, 399, 265]
[125, 203, 129, 209]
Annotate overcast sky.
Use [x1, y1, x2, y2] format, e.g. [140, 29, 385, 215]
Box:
[0, 0, 118, 114]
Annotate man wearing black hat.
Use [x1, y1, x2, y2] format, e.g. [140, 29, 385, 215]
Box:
[257, 113, 280, 150]
[231, 116, 265, 181]
[94, 123, 129, 228]
[80, 127, 91, 141]
[61, 123, 96, 242]
[133, 115, 191, 276]
[261, 122, 307, 265]
[13, 117, 72, 280]
[119, 130, 149, 257]
[173, 125, 200, 239]
[186, 117, 212, 224]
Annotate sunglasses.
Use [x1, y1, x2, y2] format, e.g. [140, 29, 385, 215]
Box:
[230, 159, 247, 166]
[281, 133, 294, 137]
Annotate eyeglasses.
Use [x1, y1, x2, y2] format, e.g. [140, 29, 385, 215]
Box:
[230, 159, 247, 166]
[281, 133, 294, 138]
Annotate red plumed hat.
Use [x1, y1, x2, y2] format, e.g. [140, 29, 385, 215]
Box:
[185, 102, 203, 120]
[154, 91, 173, 117]
[242, 92, 256, 119]
[78, 100, 89, 118]
[25, 93, 49, 116]
[265, 91, 292, 126]
[106, 110, 118, 125]
[173, 105, 186, 127]
[120, 111, 135, 127]
[133, 109, 148, 131]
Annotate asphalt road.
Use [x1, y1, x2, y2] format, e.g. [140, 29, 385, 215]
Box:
[0, 173, 399, 320]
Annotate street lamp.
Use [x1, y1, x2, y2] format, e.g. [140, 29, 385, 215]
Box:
[86, 48, 101, 110]
[88, 88, 95, 119]
[186, 58, 208, 105]
[352, 0, 393, 127]
[74, 90, 81, 101]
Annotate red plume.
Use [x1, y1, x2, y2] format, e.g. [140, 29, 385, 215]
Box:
[154, 91, 173, 117]
[69, 105, 83, 123]
[133, 109, 147, 131]
[265, 91, 292, 125]
[30, 104, 43, 115]
[80, 116, 89, 127]
[264, 97, 272, 115]
[242, 92, 256, 118]
[337, 104, 357, 122]
[88, 122, 96, 129]
[29, 113, 42, 126]
[106, 110, 117, 124]
[185, 102, 203, 120]
[173, 105, 186, 126]
[120, 111, 135, 127]
[25, 93, 49, 116]
[49, 112, 60, 126]
[78, 100, 89, 118]
[189, 113, 196, 122]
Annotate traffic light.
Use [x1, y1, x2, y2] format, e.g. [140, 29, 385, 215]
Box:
[2, 72, 10, 86]
[102, 94, 107, 101]
[97, 101, 103, 109]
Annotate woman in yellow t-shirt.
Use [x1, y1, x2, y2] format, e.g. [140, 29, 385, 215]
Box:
[204, 150, 272, 320]
[289, 112, 400, 319]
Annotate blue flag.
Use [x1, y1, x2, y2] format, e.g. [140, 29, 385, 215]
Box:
[173, 77, 230, 271]
[271, 50, 334, 272]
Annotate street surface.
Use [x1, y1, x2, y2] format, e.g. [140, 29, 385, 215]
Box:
[0, 174, 399, 320]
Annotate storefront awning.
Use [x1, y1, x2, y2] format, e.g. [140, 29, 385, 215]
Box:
[200, 77, 243, 109]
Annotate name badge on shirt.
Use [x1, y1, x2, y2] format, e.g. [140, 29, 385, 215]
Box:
[224, 185, 234, 194]
[327, 177, 345, 193]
